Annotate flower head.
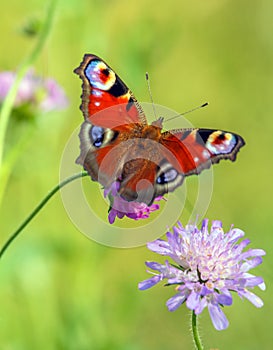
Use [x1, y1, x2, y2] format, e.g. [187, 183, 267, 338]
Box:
[39, 78, 68, 112]
[105, 181, 163, 224]
[0, 69, 68, 114]
[138, 219, 266, 330]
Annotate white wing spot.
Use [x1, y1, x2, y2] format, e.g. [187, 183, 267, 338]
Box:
[202, 150, 210, 159]
[93, 90, 102, 97]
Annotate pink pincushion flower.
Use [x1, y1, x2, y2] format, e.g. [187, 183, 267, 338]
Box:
[0, 69, 68, 113]
[0, 71, 38, 106]
[104, 181, 164, 224]
[39, 78, 68, 112]
[139, 219, 266, 330]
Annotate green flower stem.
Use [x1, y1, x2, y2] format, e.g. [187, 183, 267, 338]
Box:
[0, 125, 35, 206]
[0, 0, 57, 169]
[192, 311, 203, 350]
[0, 171, 89, 260]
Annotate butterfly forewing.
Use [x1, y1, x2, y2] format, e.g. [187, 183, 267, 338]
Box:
[74, 54, 147, 128]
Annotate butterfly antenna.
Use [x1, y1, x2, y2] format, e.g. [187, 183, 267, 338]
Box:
[165, 102, 209, 123]
[146, 72, 157, 119]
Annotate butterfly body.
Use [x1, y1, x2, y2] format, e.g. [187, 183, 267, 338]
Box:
[74, 54, 245, 205]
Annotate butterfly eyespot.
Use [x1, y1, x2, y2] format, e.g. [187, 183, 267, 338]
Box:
[85, 60, 116, 91]
[85, 123, 119, 149]
[156, 168, 178, 184]
[101, 68, 110, 77]
[206, 131, 236, 154]
[90, 125, 105, 148]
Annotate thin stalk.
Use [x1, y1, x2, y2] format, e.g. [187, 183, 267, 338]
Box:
[191, 311, 204, 350]
[0, 125, 35, 206]
[0, 171, 88, 260]
[0, 0, 57, 168]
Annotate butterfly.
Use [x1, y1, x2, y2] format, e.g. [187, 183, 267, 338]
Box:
[74, 54, 245, 206]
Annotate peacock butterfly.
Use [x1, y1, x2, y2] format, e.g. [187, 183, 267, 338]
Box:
[74, 54, 245, 206]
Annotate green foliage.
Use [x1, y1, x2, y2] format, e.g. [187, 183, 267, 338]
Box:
[0, 0, 272, 349]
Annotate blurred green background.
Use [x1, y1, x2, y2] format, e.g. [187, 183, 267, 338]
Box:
[1, 0, 273, 349]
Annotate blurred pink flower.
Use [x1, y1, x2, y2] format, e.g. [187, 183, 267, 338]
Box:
[0, 69, 68, 113]
[39, 78, 68, 112]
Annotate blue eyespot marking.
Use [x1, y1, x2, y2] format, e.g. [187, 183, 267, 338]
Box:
[90, 125, 104, 148]
[85, 60, 116, 91]
[157, 168, 178, 184]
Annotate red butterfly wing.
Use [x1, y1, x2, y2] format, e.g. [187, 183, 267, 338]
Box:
[161, 128, 245, 176]
[116, 127, 245, 204]
[74, 54, 146, 128]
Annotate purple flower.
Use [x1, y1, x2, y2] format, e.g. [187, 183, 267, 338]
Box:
[0, 69, 68, 113]
[104, 181, 164, 224]
[138, 219, 266, 330]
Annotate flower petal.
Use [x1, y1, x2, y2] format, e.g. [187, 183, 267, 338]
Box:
[186, 291, 200, 310]
[138, 275, 161, 290]
[195, 297, 207, 314]
[241, 257, 263, 272]
[243, 276, 264, 288]
[108, 209, 117, 224]
[233, 238, 250, 254]
[145, 261, 165, 272]
[258, 281, 266, 291]
[208, 303, 229, 330]
[238, 289, 264, 308]
[106, 184, 163, 223]
[201, 218, 209, 233]
[240, 249, 266, 260]
[147, 240, 172, 255]
[216, 293, 233, 306]
[228, 228, 245, 242]
[166, 294, 186, 311]
[211, 220, 222, 230]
